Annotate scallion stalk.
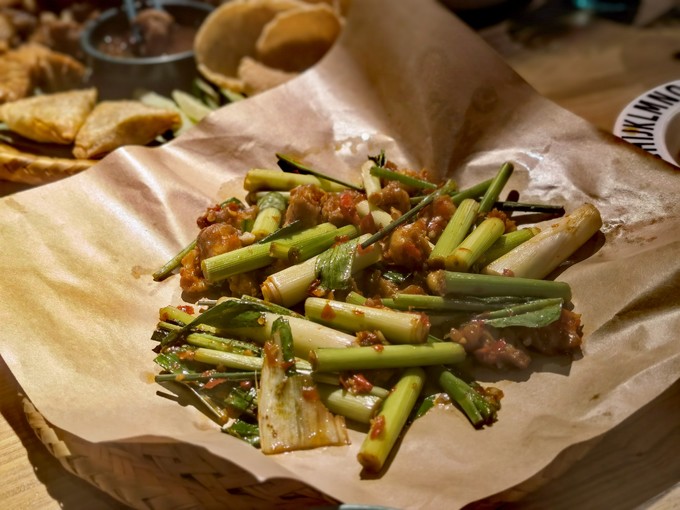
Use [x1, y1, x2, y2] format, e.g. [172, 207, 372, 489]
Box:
[428, 198, 480, 266]
[478, 162, 514, 214]
[427, 270, 572, 301]
[251, 192, 286, 240]
[475, 227, 540, 268]
[317, 383, 383, 424]
[369, 166, 438, 190]
[357, 367, 425, 472]
[310, 342, 465, 372]
[482, 203, 602, 279]
[261, 234, 382, 307]
[304, 297, 430, 344]
[270, 224, 359, 264]
[445, 216, 506, 272]
[244, 168, 348, 192]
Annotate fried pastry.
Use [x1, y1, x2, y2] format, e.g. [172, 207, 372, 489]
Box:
[0, 142, 94, 185]
[0, 43, 85, 104]
[0, 88, 97, 144]
[73, 101, 181, 159]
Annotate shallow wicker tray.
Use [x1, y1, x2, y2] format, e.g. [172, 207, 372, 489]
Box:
[23, 398, 340, 510]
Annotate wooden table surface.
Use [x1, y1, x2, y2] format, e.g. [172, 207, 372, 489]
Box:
[1, 9, 679, 510]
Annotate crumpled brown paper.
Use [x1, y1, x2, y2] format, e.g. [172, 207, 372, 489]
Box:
[1, 0, 679, 508]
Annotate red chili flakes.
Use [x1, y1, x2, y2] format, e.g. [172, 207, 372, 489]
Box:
[301, 384, 320, 402]
[321, 302, 336, 320]
[340, 373, 374, 394]
[370, 415, 386, 439]
[204, 378, 226, 389]
[177, 305, 195, 315]
[372, 344, 384, 352]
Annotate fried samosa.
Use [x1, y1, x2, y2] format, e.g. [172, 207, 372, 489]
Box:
[0, 88, 97, 144]
[0, 43, 85, 104]
[0, 142, 95, 185]
[73, 101, 181, 159]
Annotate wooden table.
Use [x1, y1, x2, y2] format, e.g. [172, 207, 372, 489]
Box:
[2, 11, 679, 510]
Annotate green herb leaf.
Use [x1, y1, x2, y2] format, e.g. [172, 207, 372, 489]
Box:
[160, 299, 270, 347]
[481, 301, 563, 328]
[223, 419, 260, 447]
[315, 237, 359, 291]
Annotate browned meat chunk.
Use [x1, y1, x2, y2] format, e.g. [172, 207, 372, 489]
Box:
[196, 223, 243, 260]
[448, 322, 532, 370]
[383, 218, 431, 271]
[321, 190, 362, 227]
[196, 201, 257, 230]
[503, 308, 583, 355]
[422, 194, 456, 241]
[284, 184, 326, 227]
[369, 180, 410, 217]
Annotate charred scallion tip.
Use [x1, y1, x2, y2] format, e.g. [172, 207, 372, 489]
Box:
[445, 216, 506, 272]
[357, 367, 426, 473]
[479, 162, 514, 214]
[428, 198, 480, 266]
[482, 203, 603, 280]
[426, 270, 572, 301]
[276, 152, 362, 191]
[304, 297, 430, 345]
[310, 342, 465, 373]
[493, 201, 566, 216]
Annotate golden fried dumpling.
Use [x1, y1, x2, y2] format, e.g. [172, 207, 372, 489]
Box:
[0, 142, 95, 185]
[73, 101, 181, 159]
[0, 43, 85, 104]
[0, 88, 97, 144]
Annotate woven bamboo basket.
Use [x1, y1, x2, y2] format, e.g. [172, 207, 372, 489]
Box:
[23, 398, 340, 510]
[23, 395, 603, 509]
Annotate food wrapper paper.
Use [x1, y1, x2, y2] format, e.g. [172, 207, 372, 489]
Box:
[1, 0, 679, 508]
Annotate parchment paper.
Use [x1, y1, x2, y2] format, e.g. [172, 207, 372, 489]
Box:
[1, 0, 679, 508]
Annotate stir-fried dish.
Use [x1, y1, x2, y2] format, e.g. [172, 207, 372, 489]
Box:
[151, 152, 602, 472]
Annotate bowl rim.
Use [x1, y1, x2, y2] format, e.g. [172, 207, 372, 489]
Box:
[80, 0, 213, 66]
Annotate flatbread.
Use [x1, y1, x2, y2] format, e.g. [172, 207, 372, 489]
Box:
[256, 4, 342, 72]
[0, 142, 94, 185]
[73, 101, 181, 159]
[238, 56, 298, 95]
[0, 88, 97, 144]
[194, 0, 304, 91]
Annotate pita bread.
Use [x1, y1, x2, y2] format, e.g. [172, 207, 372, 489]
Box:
[73, 101, 181, 159]
[0, 88, 97, 144]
